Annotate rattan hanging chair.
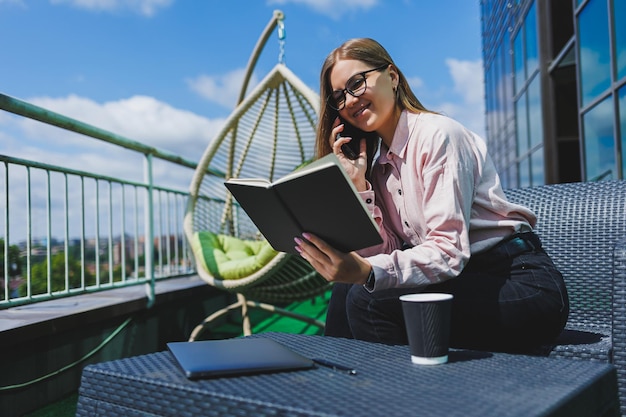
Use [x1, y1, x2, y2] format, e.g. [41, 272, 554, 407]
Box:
[184, 11, 331, 341]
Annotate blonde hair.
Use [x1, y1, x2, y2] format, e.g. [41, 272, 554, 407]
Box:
[315, 38, 432, 160]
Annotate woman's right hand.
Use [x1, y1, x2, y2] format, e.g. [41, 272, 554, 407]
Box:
[330, 117, 368, 191]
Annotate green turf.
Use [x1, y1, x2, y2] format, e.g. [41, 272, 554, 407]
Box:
[25, 394, 78, 417]
[249, 294, 329, 335]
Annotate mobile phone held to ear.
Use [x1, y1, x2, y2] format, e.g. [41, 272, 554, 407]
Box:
[338, 119, 378, 160]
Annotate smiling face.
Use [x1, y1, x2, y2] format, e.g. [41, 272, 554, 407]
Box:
[329, 59, 399, 141]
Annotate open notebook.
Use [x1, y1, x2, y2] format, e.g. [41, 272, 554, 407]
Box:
[167, 337, 315, 379]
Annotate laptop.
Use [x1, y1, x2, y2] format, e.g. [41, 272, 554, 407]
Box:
[167, 337, 315, 379]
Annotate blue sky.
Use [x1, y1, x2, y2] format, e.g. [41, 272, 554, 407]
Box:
[0, 0, 484, 239]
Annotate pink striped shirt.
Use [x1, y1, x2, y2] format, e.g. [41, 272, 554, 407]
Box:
[358, 110, 535, 290]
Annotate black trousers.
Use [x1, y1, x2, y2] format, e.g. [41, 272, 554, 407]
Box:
[325, 232, 570, 353]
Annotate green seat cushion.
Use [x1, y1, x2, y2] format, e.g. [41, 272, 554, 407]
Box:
[192, 231, 280, 280]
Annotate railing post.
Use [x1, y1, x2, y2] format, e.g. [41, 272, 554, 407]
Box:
[144, 153, 155, 308]
[25, 167, 32, 298]
[3, 162, 8, 301]
[46, 171, 52, 295]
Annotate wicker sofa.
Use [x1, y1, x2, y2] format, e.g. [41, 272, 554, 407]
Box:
[503, 180, 626, 414]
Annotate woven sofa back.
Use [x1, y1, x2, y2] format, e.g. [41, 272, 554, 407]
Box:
[504, 180, 626, 327]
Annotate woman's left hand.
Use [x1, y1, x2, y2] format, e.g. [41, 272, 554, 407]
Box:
[294, 233, 371, 284]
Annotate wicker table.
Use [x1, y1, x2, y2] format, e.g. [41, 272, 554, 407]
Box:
[76, 332, 620, 417]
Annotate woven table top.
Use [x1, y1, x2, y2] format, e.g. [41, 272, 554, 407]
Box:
[76, 332, 620, 417]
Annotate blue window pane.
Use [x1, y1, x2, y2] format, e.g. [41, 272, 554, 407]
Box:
[516, 94, 529, 156]
[615, 0, 626, 81]
[519, 158, 531, 188]
[578, 0, 611, 106]
[583, 96, 616, 181]
[496, 42, 504, 133]
[486, 66, 494, 137]
[504, 38, 513, 118]
[531, 148, 545, 186]
[514, 30, 524, 94]
[525, 2, 539, 73]
[619, 86, 626, 179]
[507, 144, 518, 189]
[528, 76, 543, 149]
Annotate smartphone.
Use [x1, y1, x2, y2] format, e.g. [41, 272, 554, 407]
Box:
[338, 119, 378, 160]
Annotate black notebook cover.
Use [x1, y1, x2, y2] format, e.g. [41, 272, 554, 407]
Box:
[167, 337, 315, 379]
[224, 153, 382, 254]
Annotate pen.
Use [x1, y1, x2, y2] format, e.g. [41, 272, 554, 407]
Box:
[312, 358, 357, 375]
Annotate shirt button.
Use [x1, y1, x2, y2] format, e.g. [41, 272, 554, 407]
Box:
[405, 221, 410, 227]
[366, 198, 373, 204]
[398, 189, 402, 195]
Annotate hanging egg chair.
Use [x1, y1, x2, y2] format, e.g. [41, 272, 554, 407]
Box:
[184, 10, 331, 340]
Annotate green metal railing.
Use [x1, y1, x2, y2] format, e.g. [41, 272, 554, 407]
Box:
[0, 92, 220, 308]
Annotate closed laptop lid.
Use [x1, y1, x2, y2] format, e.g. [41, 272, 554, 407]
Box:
[167, 337, 314, 379]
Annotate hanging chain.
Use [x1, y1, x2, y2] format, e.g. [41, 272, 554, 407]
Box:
[277, 17, 286, 64]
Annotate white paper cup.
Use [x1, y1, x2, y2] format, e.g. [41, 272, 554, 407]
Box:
[400, 293, 453, 365]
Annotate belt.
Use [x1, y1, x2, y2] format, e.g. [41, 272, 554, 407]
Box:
[478, 232, 540, 260]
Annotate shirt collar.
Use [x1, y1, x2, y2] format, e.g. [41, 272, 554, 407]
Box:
[378, 109, 414, 166]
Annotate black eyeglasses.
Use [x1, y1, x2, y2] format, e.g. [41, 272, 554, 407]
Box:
[327, 64, 389, 111]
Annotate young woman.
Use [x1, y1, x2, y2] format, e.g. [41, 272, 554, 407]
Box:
[294, 38, 569, 353]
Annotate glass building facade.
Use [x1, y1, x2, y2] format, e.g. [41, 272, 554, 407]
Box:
[481, 0, 625, 187]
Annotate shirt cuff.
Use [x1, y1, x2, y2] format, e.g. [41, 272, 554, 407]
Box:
[363, 268, 375, 291]
[363, 254, 397, 292]
[359, 183, 375, 210]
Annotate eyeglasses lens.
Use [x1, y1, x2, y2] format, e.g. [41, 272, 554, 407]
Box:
[347, 76, 366, 95]
[329, 74, 367, 110]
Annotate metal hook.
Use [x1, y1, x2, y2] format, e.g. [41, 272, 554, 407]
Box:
[277, 15, 286, 64]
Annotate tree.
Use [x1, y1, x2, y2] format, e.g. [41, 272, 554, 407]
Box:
[29, 252, 92, 295]
[0, 238, 21, 278]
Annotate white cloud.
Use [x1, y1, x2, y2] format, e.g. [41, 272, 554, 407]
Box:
[266, 0, 378, 19]
[406, 76, 424, 91]
[49, 0, 173, 17]
[28, 94, 224, 159]
[446, 58, 484, 105]
[1, 94, 226, 196]
[186, 69, 259, 109]
[436, 58, 486, 138]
